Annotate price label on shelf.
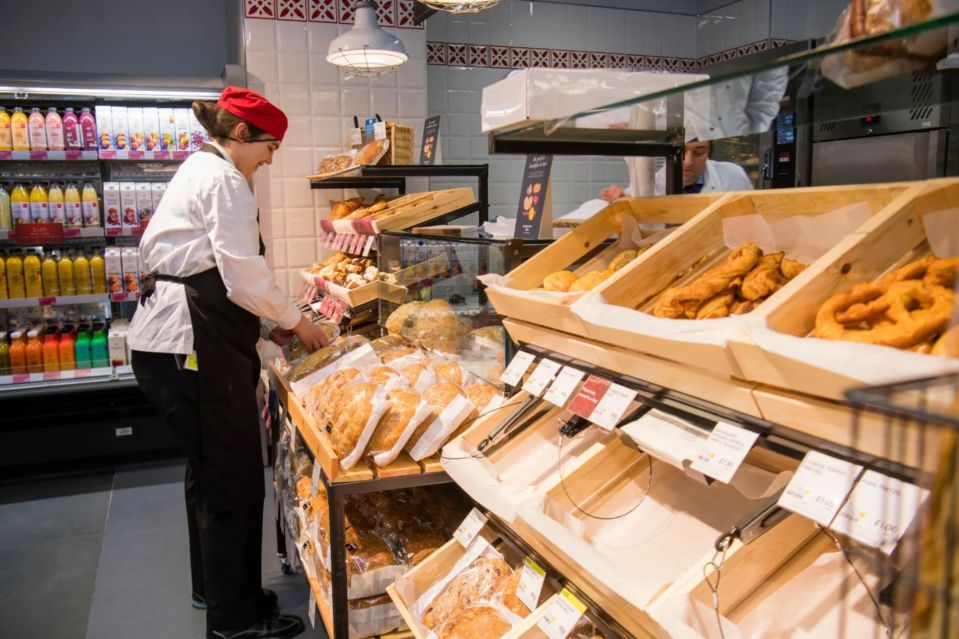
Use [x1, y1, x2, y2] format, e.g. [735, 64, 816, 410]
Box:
[588, 382, 636, 431]
[362, 235, 376, 256]
[308, 591, 316, 629]
[310, 462, 322, 499]
[538, 589, 587, 639]
[373, 120, 387, 141]
[516, 556, 547, 612]
[831, 470, 930, 554]
[568, 375, 611, 421]
[543, 366, 585, 407]
[691, 421, 759, 483]
[453, 508, 488, 548]
[522, 358, 561, 397]
[500, 351, 536, 386]
[778, 451, 863, 526]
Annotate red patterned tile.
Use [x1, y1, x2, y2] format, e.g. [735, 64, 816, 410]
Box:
[469, 45, 489, 67]
[338, 0, 355, 23]
[447, 43, 468, 66]
[246, 0, 276, 19]
[680, 58, 697, 72]
[721, 48, 736, 60]
[550, 49, 569, 68]
[663, 57, 681, 73]
[589, 52, 608, 68]
[376, 0, 395, 26]
[510, 47, 530, 68]
[530, 48, 550, 68]
[490, 46, 510, 68]
[608, 53, 627, 69]
[570, 51, 589, 69]
[397, 0, 421, 28]
[772, 38, 792, 48]
[643, 56, 662, 71]
[427, 42, 447, 65]
[277, 0, 306, 20]
[309, 0, 336, 21]
[627, 54, 643, 70]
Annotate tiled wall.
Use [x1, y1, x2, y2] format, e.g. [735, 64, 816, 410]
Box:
[244, 17, 427, 294]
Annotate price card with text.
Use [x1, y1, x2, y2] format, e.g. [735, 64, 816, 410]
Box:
[290, 417, 298, 454]
[691, 421, 759, 483]
[363, 235, 376, 256]
[310, 462, 322, 499]
[777, 451, 863, 526]
[308, 591, 316, 628]
[500, 351, 536, 386]
[568, 376, 610, 420]
[831, 470, 930, 554]
[522, 358, 562, 397]
[453, 508, 488, 548]
[516, 556, 547, 611]
[538, 589, 587, 639]
[588, 382, 636, 431]
[543, 366, 585, 407]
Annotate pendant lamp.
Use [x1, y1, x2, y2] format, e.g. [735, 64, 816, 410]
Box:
[419, 0, 499, 14]
[326, 0, 408, 77]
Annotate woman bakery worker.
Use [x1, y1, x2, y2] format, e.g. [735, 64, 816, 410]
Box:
[129, 86, 327, 639]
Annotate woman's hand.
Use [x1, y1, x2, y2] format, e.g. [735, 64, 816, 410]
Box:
[600, 184, 624, 202]
[268, 326, 295, 347]
[292, 315, 331, 352]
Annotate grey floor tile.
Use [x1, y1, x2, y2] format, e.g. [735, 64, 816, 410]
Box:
[0, 471, 113, 505]
[0, 532, 102, 639]
[113, 459, 186, 490]
[107, 481, 186, 536]
[0, 481, 111, 550]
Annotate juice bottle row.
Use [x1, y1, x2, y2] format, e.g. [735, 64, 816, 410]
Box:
[0, 321, 126, 375]
[95, 106, 209, 152]
[0, 248, 107, 300]
[0, 106, 98, 152]
[0, 182, 100, 229]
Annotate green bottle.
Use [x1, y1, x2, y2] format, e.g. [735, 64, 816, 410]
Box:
[74, 324, 92, 369]
[90, 322, 108, 369]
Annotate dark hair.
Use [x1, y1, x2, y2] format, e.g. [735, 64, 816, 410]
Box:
[192, 101, 267, 141]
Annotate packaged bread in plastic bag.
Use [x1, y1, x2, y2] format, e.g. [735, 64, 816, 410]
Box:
[303, 367, 361, 425]
[329, 381, 391, 470]
[368, 389, 434, 467]
[406, 382, 476, 461]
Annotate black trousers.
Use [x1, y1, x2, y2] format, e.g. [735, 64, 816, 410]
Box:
[132, 350, 265, 632]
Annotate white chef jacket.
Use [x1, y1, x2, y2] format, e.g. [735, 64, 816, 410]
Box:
[128, 141, 300, 355]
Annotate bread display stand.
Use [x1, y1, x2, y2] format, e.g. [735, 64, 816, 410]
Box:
[318, 188, 477, 237]
[483, 193, 721, 337]
[570, 183, 913, 379]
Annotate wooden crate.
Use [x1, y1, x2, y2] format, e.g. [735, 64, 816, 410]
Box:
[573, 183, 914, 379]
[728, 177, 959, 401]
[485, 193, 722, 337]
[511, 434, 816, 639]
[377, 122, 414, 166]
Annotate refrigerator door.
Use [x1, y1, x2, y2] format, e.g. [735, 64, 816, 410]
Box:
[811, 130, 946, 186]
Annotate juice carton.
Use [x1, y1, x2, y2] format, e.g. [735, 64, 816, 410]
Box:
[158, 108, 176, 152]
[121, 248, 140, 294]
[119, 182, 137, 231]
[174, 109, 191, 152]
[111, 107, 128, 151]
[104, 247, 123, 294]
[108, 326, 127, 366]
[150, 182, 167, 214]
[103, 182, 121, 231]
[135, 183, 153, 225]
[142, 107, 160, 152]
[126, 107, 144, 153]
[187, 109, 206, 152]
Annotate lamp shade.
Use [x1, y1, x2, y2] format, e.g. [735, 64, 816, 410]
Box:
[326, 1, 408, 77]
[418, 0, 499, 14]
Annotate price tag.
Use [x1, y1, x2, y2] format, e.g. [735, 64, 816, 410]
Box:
[543, 366, 585, 407]
[568, 375, 610, 420]
[308, 591, 316, 629]
[453, 508, 488, 548]
[691, 421, 759, 483]
[777, 451, 863, 526]
[538, 589, 587, 639]
[362, 235, 376, 256]
[588, 382, 636, 431]
[500, 351, 536, 386]
[349, 128, 362, 146]
[373, 120, 387, 141]
[310, 462, 322, 499]
[290, 417, 298, 454]
[831, 470, 930, 554]
[522, 358, 561, 397]
[516, 556, 547, 612]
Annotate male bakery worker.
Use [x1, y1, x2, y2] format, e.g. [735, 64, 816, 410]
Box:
[129, 86, 329, 639]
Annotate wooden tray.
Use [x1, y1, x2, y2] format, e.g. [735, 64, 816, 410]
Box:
[485, 193, 721, 337]
[321, 188, 476, 235]
[728, 177, 959, 400]
[573, 183, 914, 379]
[512, 434, 815, 639]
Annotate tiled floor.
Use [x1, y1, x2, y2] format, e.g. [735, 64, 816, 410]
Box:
[0, 460, 327, 639]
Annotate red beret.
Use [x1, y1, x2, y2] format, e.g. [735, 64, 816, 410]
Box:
[217, 86, 288, 141]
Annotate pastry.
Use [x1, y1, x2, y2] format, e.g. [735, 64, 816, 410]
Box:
[330, 197, 364, 220]
[421, 557, 512, 629]
[780, 258, 807, 280]
[543, 270, 577, 292]
[368, 365, 400, 385]
[695, 291, 735, 319]
[654, 242, 762, 319]
[433, 360, 463, 386]
[608, 249, 638, 271]
[438, 606, 512, 639]
[381, 345, 419, 363]
[497, 569, 532, 618]
[740, 252, 785, 301]
[355, 139, 384, 165]
[295, 475, 312, 502]
[368, 389, 420, 452]
[570, 269, 613, 292]
[386, 301, 423, 336]
[304, 367, 361, 425]
[330, 382, 379, 458]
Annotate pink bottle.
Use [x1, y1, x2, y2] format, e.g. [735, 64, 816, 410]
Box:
[62, 108, 81, 150]
[27, 108, 47, 151]
[78, 108, 97, 150]
[45, 108, 64, 150]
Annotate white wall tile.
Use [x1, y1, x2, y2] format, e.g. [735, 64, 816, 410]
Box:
[284, 207, 316, 238]
[396, 59, 427, 90]
[448, 18, 469, 43]
[246, 52, 278, 83]
[372, 89, 399, 120]
[282, 117, 313, 151]
[311, 116, 342, 148]
[399, 90, 427, 119]
[278, 83, 310, 116]
[286, 270, 302, 294]
[310, 89, 340, 115]
[276, 21, 308, 53]
[426, 11, 448, 41]
[268, 206, 286, 238]
[245, 19, 276, 53]
[269, 238, 288, 269]
[309, 52, 341, 86]
[307, 22, 339, 53]
[286, 237, 316, 268]
[277, 52, 309, 84]
[280, 146, 313, 177]
[341, 87, 371, 119]
[284, 178, 314, 208]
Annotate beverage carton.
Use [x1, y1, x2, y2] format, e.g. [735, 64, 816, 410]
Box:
[158, 108, 176, 152]
[103, 182, 122, 231]
[150, 182, 167, 213]
[135, 183, 153, 226]
[94, 106, 113, 151]
[105, 247, 123, 294]
[108, 326, 127, 366]
[187, 109, 206, 152]
[111, 107, 129, 152]
[174, 108, 190, 152]
[142, 107, 160, 152]
[127, 107, 144, 153]
[121, 247, 140, 294]
[119, 182, 138, 231]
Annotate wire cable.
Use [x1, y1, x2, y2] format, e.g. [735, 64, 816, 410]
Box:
[438, 397, 532, 462]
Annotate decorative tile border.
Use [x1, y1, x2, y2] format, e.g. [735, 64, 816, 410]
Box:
[245, 0, 422, 28]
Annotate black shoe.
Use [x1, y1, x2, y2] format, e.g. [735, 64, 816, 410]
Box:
[193, 589, 280, 617]
[207, 614, 304, 639]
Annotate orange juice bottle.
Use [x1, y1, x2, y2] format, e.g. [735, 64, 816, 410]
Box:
[10, 183, 30, 225]
[11, 107, 28, 151]
[58, 250, 76, 296]
[29, 183, 48, 222]
[27, 108, 47, 151]
[0, 331, 9, 375]
[47, 182, 65, 224]
[9, 330, 26, 374]
[25, 329, 42, 373]
[90, 249, 106, 294]
[58, 326, 75, 370]
[0, 108, 11, 151]
[64, 182, 82, 227]
[42, 327, 59, 372]
[41, 251, 59, 297]
[0, 184, 11, 230]
[23, 249, 41, 298]
[81, 183, 100, 227]
[73, 251, 91, 295]
[0, 251, 6, 300]
[6, 252, 24, 298]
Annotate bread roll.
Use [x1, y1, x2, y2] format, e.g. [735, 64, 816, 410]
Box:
[608, 249, 638, 271]
[438, 607, 512, 639]
[543, 270, 577, 292]
[386, 301, 423, 336]
[412, 299, 460, 353]
[570, 269, 613, 292]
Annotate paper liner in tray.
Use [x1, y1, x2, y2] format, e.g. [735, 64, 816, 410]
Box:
[338, 386, 391, 471]
[407, 394, 476, 461]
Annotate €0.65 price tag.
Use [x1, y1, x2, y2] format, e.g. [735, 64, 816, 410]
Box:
[538, 589, 587, 639]
[690, 421, 759, 484]
[500, 351, 536, 387]
[777, 451, 863, 526]
[453, 508, 488, 548]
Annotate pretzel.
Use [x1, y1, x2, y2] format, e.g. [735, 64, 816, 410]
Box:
[653, 242, 761, 318]
[815, 280, 954, 349]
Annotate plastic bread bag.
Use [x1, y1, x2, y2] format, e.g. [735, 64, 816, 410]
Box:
[286, 341, 345, 384]
[383, 349, 427, 370]
[820, 0, 958, 89]
[397, 359, 432, 387]
[444, 381, 509, 445]
[345, 517, 407, 599]
[348, 594, 408, 639]
[434, 603, 523, 639]
[385, 300, 424, 336]
[366, 364, 402, 386]
[302, 367, 363, 426]
[369, 389, 435, 467]
[286, 318, 341, 363]
[370, 333, 409, 354]
[432, 359, 465, 386]
[331, 383, 391, 470]
[461, 326, 506, 365]
[406, 383, 476, 461]
[406, 299, 461, 354]
[291, 339, 380, 397]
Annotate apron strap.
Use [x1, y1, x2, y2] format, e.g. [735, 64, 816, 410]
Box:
[139, 273, 187, 306]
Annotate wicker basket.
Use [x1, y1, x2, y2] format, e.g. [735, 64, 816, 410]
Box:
[377, 122, 414, 165]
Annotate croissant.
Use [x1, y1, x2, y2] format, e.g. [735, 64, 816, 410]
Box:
[653, 242, 762, 318]
[740, 252, 785, 301]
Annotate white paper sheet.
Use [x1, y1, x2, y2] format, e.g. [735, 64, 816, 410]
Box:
[408, 394, 476, 461]
[339, 386, 391, 470]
